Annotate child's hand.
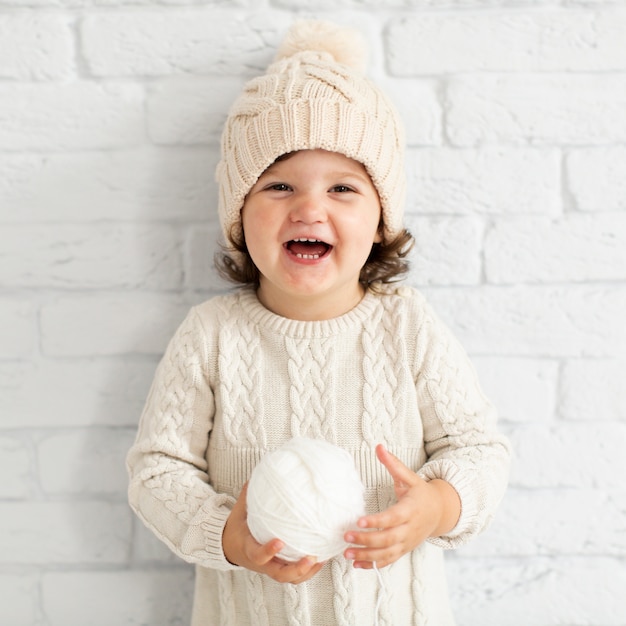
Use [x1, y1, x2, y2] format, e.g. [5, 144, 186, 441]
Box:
[223, 483, 325, 584]
[343, 445, 461, 569]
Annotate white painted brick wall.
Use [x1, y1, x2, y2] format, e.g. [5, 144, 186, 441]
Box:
[447, 74, 626, 146]
[1, 2, 624, 625]
[0, 83, 146, 150]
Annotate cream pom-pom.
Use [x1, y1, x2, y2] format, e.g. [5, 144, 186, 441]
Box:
[275, 19, 368, 73]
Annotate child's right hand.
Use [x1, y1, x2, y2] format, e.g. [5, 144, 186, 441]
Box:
[222, 483, 325, 584]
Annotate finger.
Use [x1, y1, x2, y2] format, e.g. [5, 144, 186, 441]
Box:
[355, 496, 416, 531]
[353, 555, 393, 569]
[271, 556, 321, 584]
[291, 555, 318, 575]
[248, 537, 285, 566]
[282, 561, 325, 585]
[345, 527, 400, 550]
[290, 557, 324, 582]
[355, 509, 396, 531]
[349, 546, 403, 570]
[347, 532, 411, 568]
[293, 560, 325, 583]
[375, 444, 420, 489]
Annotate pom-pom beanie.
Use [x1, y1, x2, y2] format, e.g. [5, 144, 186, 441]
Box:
[216, 20, 407, 253]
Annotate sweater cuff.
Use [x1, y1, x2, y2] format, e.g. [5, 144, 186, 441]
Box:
[183, 494, 242, 571]
[418, 459, 481, 549]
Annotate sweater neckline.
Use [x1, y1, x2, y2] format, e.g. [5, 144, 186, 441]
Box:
[237, 288, 380, 338]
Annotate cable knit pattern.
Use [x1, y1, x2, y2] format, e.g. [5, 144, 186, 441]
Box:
[218, 308, 266, 448]
[409, 548, 428, 626]
[377, 565, 395, 626]
[381, 295, 410, 436]
[331, 559, 356, 625]
[217, 571, 235, 626]
[127, 286, 510, 626]
[129, 311, 209, 522]
[285, 579, 309, 626]
[286, 336, 337, 441]
[245, 572, 269, 626]
[361, 303, 395, 446]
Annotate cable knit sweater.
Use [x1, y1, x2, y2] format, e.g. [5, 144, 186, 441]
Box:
[127, 285, 510, 626]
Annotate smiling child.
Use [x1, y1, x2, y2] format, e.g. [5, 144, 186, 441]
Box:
[127, 20, 510, 626]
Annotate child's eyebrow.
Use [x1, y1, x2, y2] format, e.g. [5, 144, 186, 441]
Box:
[256, 161, 372, 187]
[325, 171, 372, 187]
[333, 171, 369, 181]
[258, 164, 282, 177]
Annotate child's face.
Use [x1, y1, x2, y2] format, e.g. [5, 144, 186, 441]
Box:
[242, 149, 382, 320]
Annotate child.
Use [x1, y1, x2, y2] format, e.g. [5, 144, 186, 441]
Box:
[127, 20, 511, 626]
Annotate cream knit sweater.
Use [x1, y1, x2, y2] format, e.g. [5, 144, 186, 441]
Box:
[127, 286, 510, 626]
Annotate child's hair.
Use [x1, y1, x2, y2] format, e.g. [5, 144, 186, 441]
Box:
[213, 20, 413, 285]
[215, 221, 414, 288]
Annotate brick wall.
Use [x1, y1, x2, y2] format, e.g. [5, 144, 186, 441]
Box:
[1, 1, 625, 624]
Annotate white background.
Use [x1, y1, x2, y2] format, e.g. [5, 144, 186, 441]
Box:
[1, 1, 625, 624]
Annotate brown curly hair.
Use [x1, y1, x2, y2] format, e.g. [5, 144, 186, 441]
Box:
[215, 225, 414, 288]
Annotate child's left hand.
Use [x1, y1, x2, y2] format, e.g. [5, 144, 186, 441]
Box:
[343, 444, 461, 569]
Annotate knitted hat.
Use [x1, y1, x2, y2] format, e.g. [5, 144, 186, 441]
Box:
[216, 19, 406, 252]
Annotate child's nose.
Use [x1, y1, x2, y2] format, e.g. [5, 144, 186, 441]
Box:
[289, 192, 327, 223]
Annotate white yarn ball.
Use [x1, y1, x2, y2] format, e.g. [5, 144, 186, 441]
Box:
[246, 437, 366, 562]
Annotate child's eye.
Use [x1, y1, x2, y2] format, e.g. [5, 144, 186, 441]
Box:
[331, 185, 353, 193]
[268, 183, 291, 192]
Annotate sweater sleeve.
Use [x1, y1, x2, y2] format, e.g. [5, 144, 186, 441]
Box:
[126, 307, 239, 570]
[411, 293, 511, 549]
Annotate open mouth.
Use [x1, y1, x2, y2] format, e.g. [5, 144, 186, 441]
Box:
[284, 238, 332, 260]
